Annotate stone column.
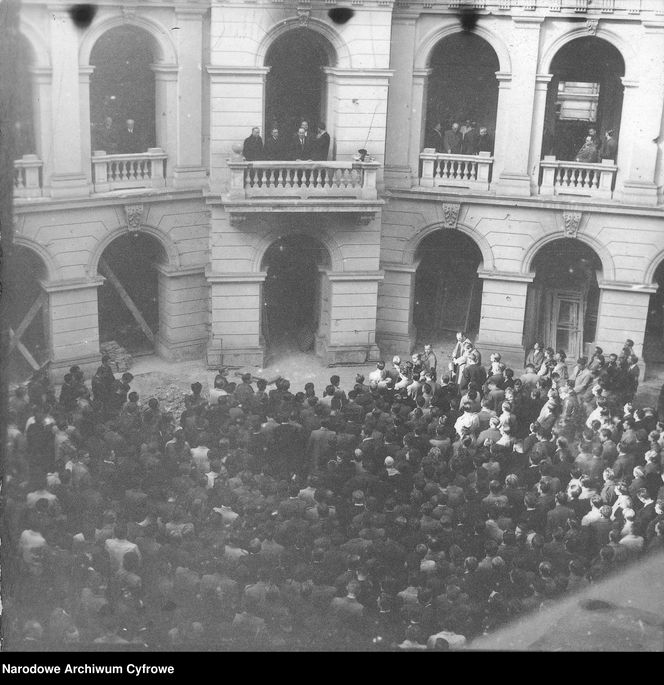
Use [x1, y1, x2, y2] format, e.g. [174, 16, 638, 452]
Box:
[207, 66, 270, 190]
[30, 67, 53, 194]
[206, 270, 266, 368]
[40, 277, 104, 379]
[377, 264, 417, 359]
[475, 271, 534, 370]
[172, 7, 207, 188]
[406, 69, 432, 190]
[528, 73, 553, 195]
[152, 64, 179, 185]
[79, 66, 95, 185]
[494, 16, 543, 197]
[595, 282, 656, 377]
[384, 16, 418, 189]
[617, 23, 664, 206]
[490, 72, 513, 187]
[49, 9, 89, 197]
[324, 271, 383, 364]
[155, 265, 208, 361]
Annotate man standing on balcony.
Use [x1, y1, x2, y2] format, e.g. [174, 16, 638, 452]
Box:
[94, 116, 117, 154]
[600, 130, 617, 161]
[311, 123, 330, 161]
[462, 121, 479, 155]
[291, 126, 312, 161]
[118, 118, 143, 154]
[443, 122, 462, 154]
[264, 127, 285, 161]
[426, 122, 444, 152]
[478, 127, 494, 155]
[575, 136, 599, 163]
[243, 126, 264, 161]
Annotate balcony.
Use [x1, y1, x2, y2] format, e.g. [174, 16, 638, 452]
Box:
[539, 156, 617, 200]
[91, 148, 167, 193]
[227, 160, 380, 201]
[419, 151, 494, 192]
[13, 155, 43, 199]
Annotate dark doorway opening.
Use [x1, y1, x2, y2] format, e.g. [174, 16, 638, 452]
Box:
[90, 26, 156, 153]
[261, 234, 329, 359]
[265, 29, 332, 144]
[413, 230, 483, 344]
[524, 239, 602, 362]
[543, 37, 625, 162]
[98, 233, 163, 355]
[644, 261, 664, 369]
[5, 246, 49, 383]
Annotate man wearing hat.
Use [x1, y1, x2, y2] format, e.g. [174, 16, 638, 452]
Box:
[571, 357, 593, 397]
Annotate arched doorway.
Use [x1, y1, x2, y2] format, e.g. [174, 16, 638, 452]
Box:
[644, 261, 664, 370]
[261, 234, 330, 360]
[97, 233, 165, 354]
[424, 33, 500, 152]
[524, 239, 602, 361]
[5, 246, 49, 382]
[413, 230, 483, 346]
[264, 29, 333, 145]
[542, 37, 625, 162]
[90, 26, 156, 153]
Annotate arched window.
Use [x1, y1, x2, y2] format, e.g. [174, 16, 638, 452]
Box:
[425, 33, 500, 155]
[264, 29, 334, 153]
[542, 37, 625, 163]
[90, 26, 157, 154]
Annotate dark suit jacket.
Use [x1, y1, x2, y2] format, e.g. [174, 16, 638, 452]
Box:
[264, 135, 286, 161]
[310, 132, 330, 161]
[243, 135, 264, 161]
[443, 129, 462, 154]
[118, 128, 143, 154]
[462, 129, 479, 155]
[291, 134, 312, 160]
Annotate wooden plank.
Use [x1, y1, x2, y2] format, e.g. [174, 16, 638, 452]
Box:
[99, 257, 155, 343]
[8, 291, 47, 352]
[9, 328, 40, 370]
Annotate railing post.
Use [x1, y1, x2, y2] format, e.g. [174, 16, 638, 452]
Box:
[360, 162, 379, 199]
[597, 159, 616, 200]
[473, 152, 493, 191]
[227, 162, 248, 200]
[419, 150, 435, 187]
[91, 151, 110, 193]
[148, 147, 166, 188]
[22, 155, 41, 195]
[540, 156, 557, 195]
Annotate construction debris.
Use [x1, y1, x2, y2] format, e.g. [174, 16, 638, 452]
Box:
[100, 341, 133, 373]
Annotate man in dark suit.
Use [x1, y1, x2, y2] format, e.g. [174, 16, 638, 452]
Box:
[118, 118, 143, 154]
[425, 122, 444, 152]
[311, 123, 330, 161]
[242, 126, 264, 161]
[600, 130, 617, 161]
[478, 127, 494, 154]
[462, 121, 479, 155]
[264, 126, 285, 160]
[443, 122, 462, 154]
[291, 126, 312, 160]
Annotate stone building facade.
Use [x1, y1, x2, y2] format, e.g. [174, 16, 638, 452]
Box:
[8, 0, 664, 380]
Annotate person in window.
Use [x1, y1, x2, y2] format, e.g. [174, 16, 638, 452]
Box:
[264, 126, 285, 161]
[311, 123, 330, 161]
[600, 130, 617, 161]
[443, 122, 462, 154]
[95, 116, 118, 154]
[477, 127, 494, 155]
[242, 126, 264, 161]
[575, 136, 599, 163]
[118, 118, 143, 154]
[587, 127, 601, 150]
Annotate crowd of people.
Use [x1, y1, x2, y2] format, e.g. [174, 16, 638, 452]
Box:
[242, 121, 331, 162]
[3, 333, 664, 651]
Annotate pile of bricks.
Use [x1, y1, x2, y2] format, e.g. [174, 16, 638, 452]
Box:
[100, 341, 133, 373]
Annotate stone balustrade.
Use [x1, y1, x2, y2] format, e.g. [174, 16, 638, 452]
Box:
[539, 156, 618, 200]
[419, 150, 494, 191]
[227, 160, 380, 201]
[13, 155, 43, 198]
[91, 148, 167, 193]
